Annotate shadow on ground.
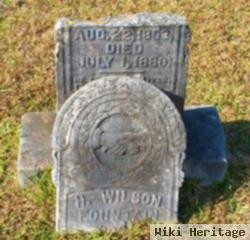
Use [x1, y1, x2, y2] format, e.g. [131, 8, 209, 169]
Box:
[178, 120, 250, 223]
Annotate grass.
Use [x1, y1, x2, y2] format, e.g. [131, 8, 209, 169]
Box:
[0, 0, 249, 239]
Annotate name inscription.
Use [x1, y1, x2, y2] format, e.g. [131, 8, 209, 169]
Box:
[67, 189, 166, 225]
[80, 208, 160, 223]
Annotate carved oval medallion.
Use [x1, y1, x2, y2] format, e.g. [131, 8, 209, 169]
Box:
[90, 113, 150, 173]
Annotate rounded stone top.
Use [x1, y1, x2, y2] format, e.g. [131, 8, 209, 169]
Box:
[52, 75, 186, 186]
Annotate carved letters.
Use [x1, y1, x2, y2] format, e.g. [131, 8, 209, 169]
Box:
[73, 189, 163, 208]
[55, 14, 190, 109]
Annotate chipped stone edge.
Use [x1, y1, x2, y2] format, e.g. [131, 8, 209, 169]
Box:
[55, 13, 188, 30]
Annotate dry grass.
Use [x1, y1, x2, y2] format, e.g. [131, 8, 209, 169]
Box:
[0, 0, 249, 239]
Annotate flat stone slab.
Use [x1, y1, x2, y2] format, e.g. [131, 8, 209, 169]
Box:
[17, 112, 55, 187]
[183, 105, 227, 186]
[17, 106, 227, 187]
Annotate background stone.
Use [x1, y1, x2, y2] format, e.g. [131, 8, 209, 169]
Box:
[55, 13, 190, 111]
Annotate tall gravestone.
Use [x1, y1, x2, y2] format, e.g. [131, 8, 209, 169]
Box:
[53, 75, 186, 231]
[55, 13, 190, 110]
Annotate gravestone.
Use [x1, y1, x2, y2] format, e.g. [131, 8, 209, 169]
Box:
[55, 13, 190, 110]
[17, 13, 228, 233]
[52, 75, 186, 231]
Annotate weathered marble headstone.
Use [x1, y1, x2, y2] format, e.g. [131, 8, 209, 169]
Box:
[55, 13, 190, 110]
[52, 75, 186, 231]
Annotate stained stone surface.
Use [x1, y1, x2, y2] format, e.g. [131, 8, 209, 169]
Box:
[52, 75, 186, 231]
[17, 112, 55, 187]
[55, 13, 190, 110]
[183, 106, 227, 186]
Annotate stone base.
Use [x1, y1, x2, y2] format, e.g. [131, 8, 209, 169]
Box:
[17, 106, 227, 187]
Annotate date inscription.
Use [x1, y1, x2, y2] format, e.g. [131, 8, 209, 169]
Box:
[68, 27, 176, 93]
[74, 27, 171, 42]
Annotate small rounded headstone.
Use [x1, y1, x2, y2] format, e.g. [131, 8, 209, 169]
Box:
[53, 75, 186, 231]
